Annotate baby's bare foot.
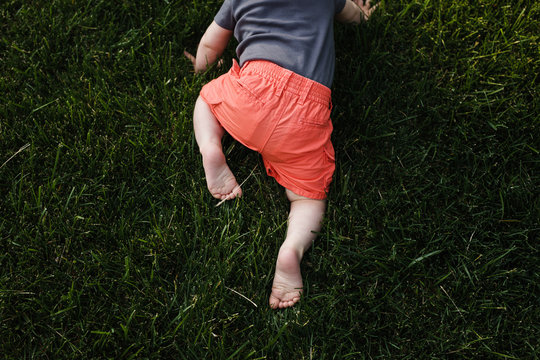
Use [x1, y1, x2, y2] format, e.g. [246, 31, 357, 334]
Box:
[201, 145, 242, 200]
[269, 247, 303, 309]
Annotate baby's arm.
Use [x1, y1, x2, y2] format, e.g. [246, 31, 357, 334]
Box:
[184, 21, 232, 73]
[336, 0, 378, 24]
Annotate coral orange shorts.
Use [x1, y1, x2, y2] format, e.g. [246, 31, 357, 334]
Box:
[200, 60, 335, 200]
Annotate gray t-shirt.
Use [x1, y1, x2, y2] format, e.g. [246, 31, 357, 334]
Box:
[214, 0, 347, 88]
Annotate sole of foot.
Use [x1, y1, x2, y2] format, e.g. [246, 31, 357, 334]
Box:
[269, 247, 303, 309]
[202, 145, 242, 200]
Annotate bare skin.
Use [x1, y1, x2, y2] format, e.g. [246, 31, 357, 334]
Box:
[269, 190, 326, 309]
[337, 0, 379, 23]
[193, 96, 242, 200]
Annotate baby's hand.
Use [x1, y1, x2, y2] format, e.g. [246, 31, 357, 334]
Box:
[353, 0, 379, 21]
[184, 50, 224, 73]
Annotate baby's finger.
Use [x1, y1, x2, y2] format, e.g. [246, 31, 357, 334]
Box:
[183, 50, 196, 65]
[361, 1, 379, 20]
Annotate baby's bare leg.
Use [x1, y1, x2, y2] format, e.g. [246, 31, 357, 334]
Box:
[193, 96, 242, 200]
[269, 189, 326, 309]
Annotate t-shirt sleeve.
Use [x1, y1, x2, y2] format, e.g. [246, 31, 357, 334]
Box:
[335, 0, 347, 14]
[214, 0, 235, 30]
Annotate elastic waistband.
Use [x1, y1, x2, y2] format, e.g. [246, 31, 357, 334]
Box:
[236, 60, 332, 106]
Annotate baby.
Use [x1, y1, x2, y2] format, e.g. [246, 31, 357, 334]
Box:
[185, 0, 377, 309]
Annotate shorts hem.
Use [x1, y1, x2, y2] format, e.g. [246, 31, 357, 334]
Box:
[279, 182, 328, 200]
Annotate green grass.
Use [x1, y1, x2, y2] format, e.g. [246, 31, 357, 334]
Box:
[1, 0, 538, 358]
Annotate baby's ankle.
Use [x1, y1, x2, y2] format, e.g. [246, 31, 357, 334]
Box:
[200, 143, 225, 162]
[279, 244, 304, 261]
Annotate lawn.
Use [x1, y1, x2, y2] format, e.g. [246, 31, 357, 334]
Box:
[1, 0, 538, 358]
